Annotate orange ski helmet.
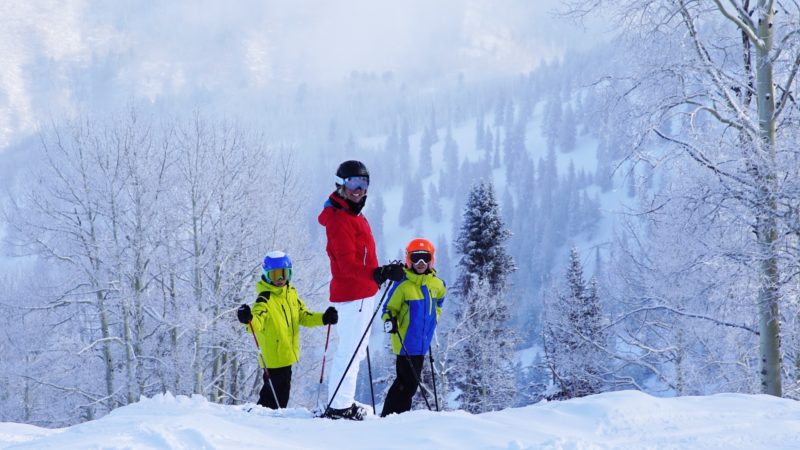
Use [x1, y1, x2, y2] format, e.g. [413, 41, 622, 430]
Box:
[405, 238, 435, 268]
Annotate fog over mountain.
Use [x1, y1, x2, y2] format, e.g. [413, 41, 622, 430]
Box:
[0, 0, 605, 150]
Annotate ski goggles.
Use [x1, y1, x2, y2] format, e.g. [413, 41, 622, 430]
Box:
[409, 251, 432, 265]
[265, 268, 292, 283]
[338, 176, 369, 191]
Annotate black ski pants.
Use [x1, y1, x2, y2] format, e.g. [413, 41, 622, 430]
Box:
[381, 355, 424, 417]
[258, 365, 292, 409]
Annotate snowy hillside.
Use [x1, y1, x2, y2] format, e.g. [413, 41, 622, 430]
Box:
[2, 391, 799, 450]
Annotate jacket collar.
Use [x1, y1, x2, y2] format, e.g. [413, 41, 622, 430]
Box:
[328, 191, 366, 215]
[256, 277, 289, 296]
[403, 267, 435, 286]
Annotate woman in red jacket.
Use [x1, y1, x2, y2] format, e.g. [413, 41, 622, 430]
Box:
[318, 160, 403, 420]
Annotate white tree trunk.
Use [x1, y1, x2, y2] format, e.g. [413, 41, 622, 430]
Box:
[754, 0, 782, 396]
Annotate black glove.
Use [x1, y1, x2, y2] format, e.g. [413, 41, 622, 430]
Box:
[372, 263, 405, 285]
[322, 306, 338, 325]
[237, 304, 252, 324]
[383, 316, 398, 334]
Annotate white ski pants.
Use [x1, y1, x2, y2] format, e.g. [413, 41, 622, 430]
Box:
[327, 296, 375, 409]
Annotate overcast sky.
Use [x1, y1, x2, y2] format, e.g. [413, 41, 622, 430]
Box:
[0, 0, 607, 149]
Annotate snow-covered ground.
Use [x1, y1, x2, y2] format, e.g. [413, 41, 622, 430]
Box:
[2, 391, 798, 450]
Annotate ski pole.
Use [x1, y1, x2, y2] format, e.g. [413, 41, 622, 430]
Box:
[325, 282, 392, 412]
[429, 348, 440, 411]
[366, 345, 376, 415]
[248, 321, 281, 409]
[316, 324, 332, 410]
[396, 327, 432, 411]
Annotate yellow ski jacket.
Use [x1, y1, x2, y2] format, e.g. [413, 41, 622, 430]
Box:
[245, 278, 324, 368]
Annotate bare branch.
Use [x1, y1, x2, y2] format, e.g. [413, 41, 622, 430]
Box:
[652, 128, 754, 187]
[608, 304, 759, 334]
[774, 50, 800, 119]
[711, 0, 764, 48]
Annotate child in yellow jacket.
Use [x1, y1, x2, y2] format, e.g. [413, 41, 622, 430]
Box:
[237, 251, 338, 409]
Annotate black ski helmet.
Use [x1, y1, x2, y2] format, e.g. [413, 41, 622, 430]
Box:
[335, 160, 370, 185]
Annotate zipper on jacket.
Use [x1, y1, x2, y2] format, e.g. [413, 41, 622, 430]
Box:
[421, 285, 432, 355]
[281, 286, 299, 361]
[281, 305, 291, 330]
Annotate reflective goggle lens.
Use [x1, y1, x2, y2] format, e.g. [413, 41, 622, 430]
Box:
[343, 176, 369, 191]
[410, 251, 432, 265]
[267, 268, 290, 282]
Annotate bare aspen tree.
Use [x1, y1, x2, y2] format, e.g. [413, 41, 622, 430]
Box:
[569, 0, 800, 396]
[3, 110, 324, 424]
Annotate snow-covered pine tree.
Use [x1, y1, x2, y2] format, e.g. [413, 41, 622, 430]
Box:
[542, 247, 606, 400]
[454, 181, 514, 294]
[441, 125, 459, 197]
[446, 180, 517, 413]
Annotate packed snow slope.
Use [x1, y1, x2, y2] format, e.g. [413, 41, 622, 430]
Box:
[2, 390, 798, 450]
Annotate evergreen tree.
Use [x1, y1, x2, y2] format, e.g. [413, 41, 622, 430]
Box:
[502, 187, 516, 231]
[595, 135, 614, 192]
[434, 233, 452, 283]
[542, 247, 607, 400]
[490, 127, 501, 169]
[503, 98, 515, 141]
[368, 193, 386, 257]
[385, 121, 399, 154]
[447, 181, 517, 413]
[419, 127, 434, 178]
[453, 181, 514, 295]
[428, 107, 439, 144]
[483, 125, 496, 168]
[427, 182, 442, 222]
[399, 118, 410, 160]
[542, 92, 562, 153]
[504, 121, 526, 183]
[494, 93, 506, 128]
[493, 126, 501, 163]
[560, 103, 577, 153]
[441, 126, 459, 196]
[398, 176, 424, 226]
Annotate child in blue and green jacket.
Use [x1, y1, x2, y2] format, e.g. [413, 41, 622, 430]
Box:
[380, 238, 446, 417]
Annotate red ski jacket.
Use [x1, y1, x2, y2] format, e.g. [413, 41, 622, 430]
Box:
[318, 192, 379, 302]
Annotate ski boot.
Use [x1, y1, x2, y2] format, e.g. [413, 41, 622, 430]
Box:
[322, 403, 366, 421]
